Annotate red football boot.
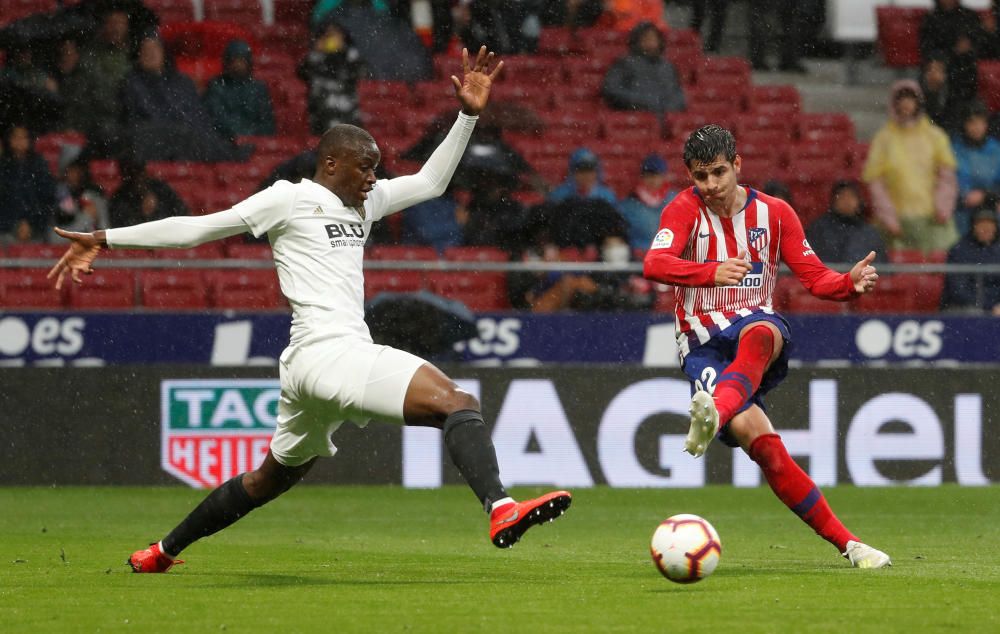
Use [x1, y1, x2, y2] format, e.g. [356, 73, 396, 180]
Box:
[490, 491, 572, 548]
[127, 542, 183, 573]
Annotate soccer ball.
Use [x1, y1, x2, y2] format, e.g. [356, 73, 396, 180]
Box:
[649, 514, 722, 583]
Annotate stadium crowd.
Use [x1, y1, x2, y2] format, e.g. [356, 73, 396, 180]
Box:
[1, 0, 999, 315]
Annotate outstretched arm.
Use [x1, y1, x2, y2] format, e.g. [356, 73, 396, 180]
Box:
[377, 46, 503, 216]
[47, 208, 250, 289]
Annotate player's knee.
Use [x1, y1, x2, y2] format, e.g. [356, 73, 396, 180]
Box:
[439, 386, 480, 416]
[242, 469, 295, 505]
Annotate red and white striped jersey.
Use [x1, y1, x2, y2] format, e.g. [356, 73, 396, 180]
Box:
[643, 186, 857, 358]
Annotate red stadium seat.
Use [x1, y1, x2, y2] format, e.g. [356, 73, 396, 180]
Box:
[367, 245, 438, 261]
[6, 243, 65, 260]
[978, 61, 1000, 111]
[749, 85, 801, 113]
[692, 56, 750, 88]
[427, 271, 509, 311]
[140, 270, 209, 309]
[102, 248, 153, 259]
[876, 7, 925, 68]
[209, 270, 284, 309]
[443, 247, 509, 262]
[226, 243, 273, 259]
[154, 243, 225, 260]
[797, 113, 856, 140]
[364, 270, 425, 300]
[67, 270, 136, 309]
[685, 84, 749, 111]
[0, 269, 65, 308]
[852, 276, 919, 313]
[785, 284, 848, 314]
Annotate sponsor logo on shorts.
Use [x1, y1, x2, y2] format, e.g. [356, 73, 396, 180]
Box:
[651, 228, 674, 249]
[161, 379, 279, 488]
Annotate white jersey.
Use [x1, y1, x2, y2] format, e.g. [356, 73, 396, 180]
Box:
[106, 112, 479, 348]
[234, 178, 383, 345]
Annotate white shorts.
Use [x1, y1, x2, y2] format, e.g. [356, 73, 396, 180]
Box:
[270, 338, 426, 466]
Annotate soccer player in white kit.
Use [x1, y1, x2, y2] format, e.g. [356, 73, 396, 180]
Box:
[49, 47, 571, 573]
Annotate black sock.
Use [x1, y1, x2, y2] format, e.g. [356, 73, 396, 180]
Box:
[161, 474, 260, 557]
[443, 409, 509, 513]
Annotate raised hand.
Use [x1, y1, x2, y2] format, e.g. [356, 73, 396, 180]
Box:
[451, 45, 504, 116]
[715, 249, 752, 287]
[47, 227, 104, 290]
[850, 251, 879, 294]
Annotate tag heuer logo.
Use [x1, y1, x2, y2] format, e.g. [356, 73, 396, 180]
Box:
[161, 380, 279, 488]
[313, 206, 324, 215]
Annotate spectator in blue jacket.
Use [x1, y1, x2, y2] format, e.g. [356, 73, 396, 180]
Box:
[952, 101, 1000, 236]
[940, 204, 1000, 314]
[617, 153, 676, 250]
[548, 147, 617, 204]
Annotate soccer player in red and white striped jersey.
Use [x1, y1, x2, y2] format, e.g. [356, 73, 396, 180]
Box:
[643, 125, 891, 568]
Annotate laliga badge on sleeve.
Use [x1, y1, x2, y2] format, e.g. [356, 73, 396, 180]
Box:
[651, 228, 674, 250]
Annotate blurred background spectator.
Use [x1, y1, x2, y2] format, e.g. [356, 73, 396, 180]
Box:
[299, 20, 365, 134]
[748, 1, 806, 72]
[952, 100, 1000, 237]
[121, 35, 244, 161]
[456, 0, 543, 55]
[602, 21, 685, 116]
[940, 205, 1000, 314]
[315, 1, 431, 81]
[203, 40, 276, 139]
[617, 153, 676, 250]
[0, 44, 57, 95]
[0, 124, 57, 244]
[548, 148, 617, 205]
[48, 154, 109, 243]
[600, 0, 669, 33]
[689, 0, 729, 54]
[806, 180, 887, 265]
[401, 185, 464, 253]
[75, 8, 133, 156]
[762, 179, 794, 207]
[920, 52, 963, 132]
[863, 80, 958, 253]
[108, 154, 188, 227]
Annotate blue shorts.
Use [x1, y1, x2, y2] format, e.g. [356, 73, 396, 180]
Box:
[681, 312, 792, 448]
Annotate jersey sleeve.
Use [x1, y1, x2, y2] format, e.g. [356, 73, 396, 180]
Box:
[642, 196, 718, 287]
[367, 112, 477, 221]
[105, 208, 249, 249]
[231, 180, 295, 238]
[778, 203, 857, 300]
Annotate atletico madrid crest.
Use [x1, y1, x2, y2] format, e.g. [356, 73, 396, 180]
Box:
[748, 227, 769, 251]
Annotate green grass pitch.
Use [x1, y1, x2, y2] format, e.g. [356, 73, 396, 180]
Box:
[1, 485, 998, 633]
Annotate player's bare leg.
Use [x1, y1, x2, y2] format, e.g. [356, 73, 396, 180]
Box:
[128, 452, 315, 572]
[403, 363, 571, 548]
[730, 407, 890, 568]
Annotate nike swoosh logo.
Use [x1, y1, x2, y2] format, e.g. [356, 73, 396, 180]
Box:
[496, 510, 520, 525]
[699, 233, 710, 238]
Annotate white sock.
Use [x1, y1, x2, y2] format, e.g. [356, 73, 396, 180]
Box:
[157, 541, 176, 560]
[490, 497, 515, 514]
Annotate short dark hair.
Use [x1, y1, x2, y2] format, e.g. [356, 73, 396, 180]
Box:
[316, 124, 377, 163]
[683, 125, 736, 167]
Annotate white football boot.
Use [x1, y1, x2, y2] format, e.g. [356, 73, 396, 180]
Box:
[685, 391, 720, 458]
[844, 541, 892, 569]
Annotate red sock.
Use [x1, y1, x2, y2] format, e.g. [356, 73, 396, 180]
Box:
[749, 434, 858, 553]
[714, 324, 774, 425]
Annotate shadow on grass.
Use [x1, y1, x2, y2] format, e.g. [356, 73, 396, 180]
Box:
[184, 572, 481, 589]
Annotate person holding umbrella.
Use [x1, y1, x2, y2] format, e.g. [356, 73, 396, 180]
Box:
[49, 46, 572, 573]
